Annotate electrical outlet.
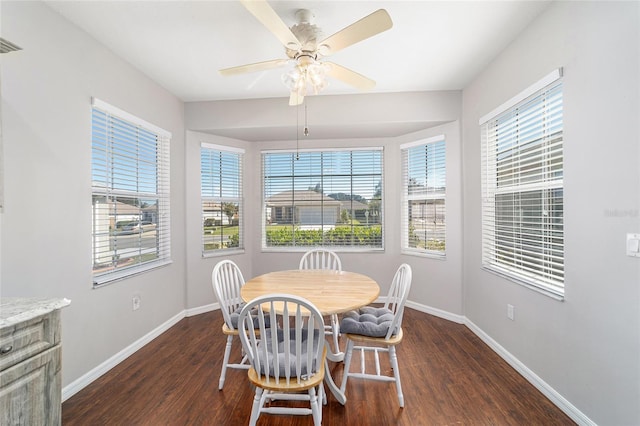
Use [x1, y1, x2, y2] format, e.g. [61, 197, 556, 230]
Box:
[507, 304, 515, 321]
[132, 294, 141, 311]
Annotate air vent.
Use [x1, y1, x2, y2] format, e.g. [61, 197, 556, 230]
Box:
[0, 37, 22, 54]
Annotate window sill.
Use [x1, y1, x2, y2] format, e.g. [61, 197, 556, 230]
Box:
[261, 247, 384, 253]
[401, 249, 446, 260]
[93, 259, 173, 288]
[202, 248, 245, 258]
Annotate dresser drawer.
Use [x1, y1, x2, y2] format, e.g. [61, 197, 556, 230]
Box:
[0, 310, 60, 372]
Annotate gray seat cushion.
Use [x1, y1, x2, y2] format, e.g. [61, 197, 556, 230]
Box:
[229, 303, 270, 329]
[256, 329, 322, 378]
[340, 306, 396, 338]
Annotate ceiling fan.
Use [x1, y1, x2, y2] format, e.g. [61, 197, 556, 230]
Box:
[220, 0, 393, 105]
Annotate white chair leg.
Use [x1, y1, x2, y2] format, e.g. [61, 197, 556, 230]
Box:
[318, 384, 325, 418]
[331, 314, 340, 354]
[219, 334, 233, 390]
[340, 339, 354, 394]
[322, 380, 327, 405]
[249, 388, 263, 426]
[309, 387, 321, 426]
[389, 345, 404, 408]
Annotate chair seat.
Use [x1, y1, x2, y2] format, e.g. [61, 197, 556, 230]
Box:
[340, 306, 397, 338]
[221, 322, 240, 336]
[248, 347, 327, 392]
[343, 328, 404, 345]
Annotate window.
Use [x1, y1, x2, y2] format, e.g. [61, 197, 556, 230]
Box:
[262, 148, 383, 250]
[401, 136, 446, 256]
[91, 98, 171, 285]
[201, 143, 244, 254]
[480, 69, 564, 298]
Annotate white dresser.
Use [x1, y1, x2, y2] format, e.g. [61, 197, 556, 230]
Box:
[0, 298, 70, 425]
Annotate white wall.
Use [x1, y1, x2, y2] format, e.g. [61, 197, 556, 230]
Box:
[184, 131, 253, 310]
[185, 90, 461, 141]
[1, 2, 186, 389]
[462, 2, 640, 424]
[396, 121, 463, 317]
[184, 93, 464, 316]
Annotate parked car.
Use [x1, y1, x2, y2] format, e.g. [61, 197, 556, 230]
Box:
[117, 221, 156, 234]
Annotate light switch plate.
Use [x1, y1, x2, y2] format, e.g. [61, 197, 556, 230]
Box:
[626, 233, 640, 257]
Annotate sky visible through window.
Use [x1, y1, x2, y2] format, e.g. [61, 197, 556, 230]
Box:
[201, 149, 241, 199]
[263, 150, 382, 200]
[92, 110, 158, 195]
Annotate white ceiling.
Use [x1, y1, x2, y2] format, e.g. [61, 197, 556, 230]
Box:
[45, 1, 552, 103]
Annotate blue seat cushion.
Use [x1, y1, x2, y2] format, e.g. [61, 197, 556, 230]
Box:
[340, 306, 396, 338]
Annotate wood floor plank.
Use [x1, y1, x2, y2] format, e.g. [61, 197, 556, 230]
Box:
[62, 308, 576, 425]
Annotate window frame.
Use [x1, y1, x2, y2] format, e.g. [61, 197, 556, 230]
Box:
[480, 69, 564, 299]
[401, 135, 447, 258]
[261, 147, 384, 252]
[200, 142, 244, 257]
[91, 98, 172, 287]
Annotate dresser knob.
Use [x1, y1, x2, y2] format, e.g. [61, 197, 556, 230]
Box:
[0, 345, 13, 355]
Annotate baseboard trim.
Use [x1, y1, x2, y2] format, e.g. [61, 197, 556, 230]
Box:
[61, 310, 185, 402]
[464, 319, 595, 426]
[405, 300, 465, 324]
[186, 302, 218, 317]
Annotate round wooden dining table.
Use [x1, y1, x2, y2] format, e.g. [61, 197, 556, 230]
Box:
[241, 269, 380, 316]
[241, 269, 380, 405]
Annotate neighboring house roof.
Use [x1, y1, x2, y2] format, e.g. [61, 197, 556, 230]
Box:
[202, 201, 222, 212]
[338, 199, 369, 211]
[109, 200, 141, 215]
[266, 190, 341, 207]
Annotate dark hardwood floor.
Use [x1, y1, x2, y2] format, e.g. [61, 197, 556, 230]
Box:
[62, 308, 576, 425]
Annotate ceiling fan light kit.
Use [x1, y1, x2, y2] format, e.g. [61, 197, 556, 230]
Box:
[220, 0, 393, 105]
[283, 57, 329, 97]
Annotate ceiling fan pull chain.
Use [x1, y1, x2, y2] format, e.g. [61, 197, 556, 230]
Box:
[296, 102, 300, 160]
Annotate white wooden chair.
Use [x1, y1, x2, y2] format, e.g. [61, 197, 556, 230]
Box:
[211, 259, 251, 390]
[299, 248, 342, 271]
[339, 263, 412, 407]
[299, 249, 343, 355]
[238, 294, 327, 426]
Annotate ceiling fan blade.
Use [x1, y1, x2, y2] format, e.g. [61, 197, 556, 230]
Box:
[318, 9, 393, 56]
[325, 62, 376, 91]
[219, 59, 289, 76]
[239, 0, 301, 50]
[289, 91, 304, 106]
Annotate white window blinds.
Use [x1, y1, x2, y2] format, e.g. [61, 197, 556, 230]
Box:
[201, 143, 244, 254]
[480, 71, 564, 297]
[401, 136, 446, 256]
[262, 148, 383, 250]
[91, 99, 171, 285]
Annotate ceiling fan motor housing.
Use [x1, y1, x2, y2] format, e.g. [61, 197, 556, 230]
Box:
[287, 9, 323, 59]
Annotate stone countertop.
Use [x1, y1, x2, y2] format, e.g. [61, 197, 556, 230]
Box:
[0, 298, 71, 328]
